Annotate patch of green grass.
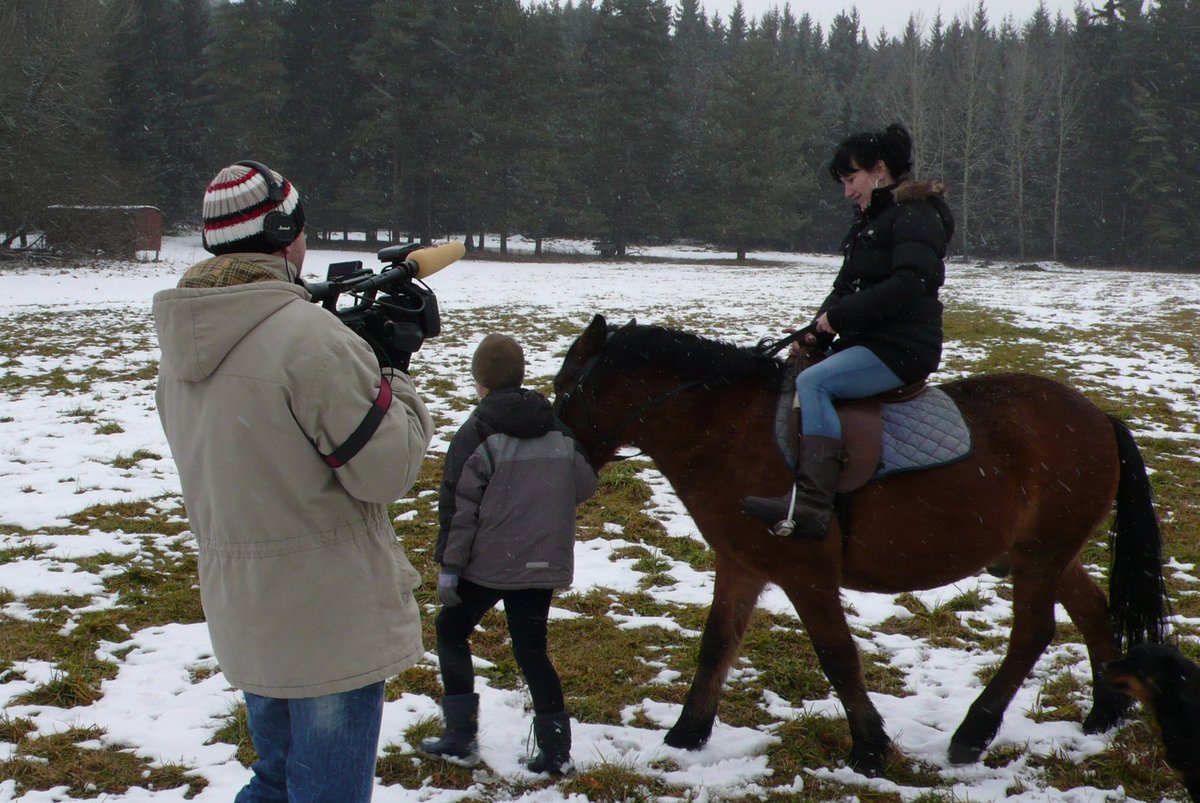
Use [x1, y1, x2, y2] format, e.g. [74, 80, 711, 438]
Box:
[1027, 665, 1087, 724]
[387, 666, 443, 701]
[0, 715, 38, 742]
[68, 497, 190, 535]
[377, 741, 479, 791]
[0, 542, 44, 564]
[1033, 716, 1184, 802]
[577, 460, 656, 537]
[551, 596, 693, 725]
[0, 725, 205, 798]
[559, 760, 678, 801]
[110, 449, 161, 469]
[10, 669, 106, 708]
[876, 593, 983, 648]
[208, 704, 257, 768]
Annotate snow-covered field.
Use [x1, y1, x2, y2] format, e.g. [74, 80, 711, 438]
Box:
[0, 235, 1197, 801]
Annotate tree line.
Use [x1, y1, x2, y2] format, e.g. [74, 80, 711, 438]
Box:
[1, 0, 1197, 267]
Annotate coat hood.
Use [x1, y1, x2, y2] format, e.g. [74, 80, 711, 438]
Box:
[893, 180, 956, 244]
[153, 255, 309, 383]
[475, 387, 556, 438]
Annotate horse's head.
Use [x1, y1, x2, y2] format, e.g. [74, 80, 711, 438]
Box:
[555, 314, 786, 471]
[553, 313, 631, 468]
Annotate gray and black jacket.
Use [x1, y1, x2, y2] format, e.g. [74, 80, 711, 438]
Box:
[435, 387, 597, 589]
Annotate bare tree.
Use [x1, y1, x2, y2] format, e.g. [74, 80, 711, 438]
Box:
[0, 0, 133, 241]
[1046, 15, 1085, 261]
[876, 14, 939, 178]
[941, 4, 997, 259]
[995, 19, 1038, 258]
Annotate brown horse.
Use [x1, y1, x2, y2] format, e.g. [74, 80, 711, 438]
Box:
[553, 314, 1168, 778]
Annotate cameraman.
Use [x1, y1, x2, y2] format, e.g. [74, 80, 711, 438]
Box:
[153, 161, 434, 802]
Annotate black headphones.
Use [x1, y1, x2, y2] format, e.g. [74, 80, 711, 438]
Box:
[235, 159, 299, 250]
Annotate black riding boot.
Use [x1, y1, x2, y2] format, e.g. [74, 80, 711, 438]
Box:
[741, 435, 843, 538]
[419, 693, 480, 766]
[520, 711, 574, 776]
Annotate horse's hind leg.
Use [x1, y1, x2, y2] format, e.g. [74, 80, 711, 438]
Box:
[1057, 558, 1131, 732]
[949, 567, 1059, 765]
[665, 552, 766, 749]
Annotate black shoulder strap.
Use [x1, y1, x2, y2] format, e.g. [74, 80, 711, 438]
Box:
[321, 378, 393, 468]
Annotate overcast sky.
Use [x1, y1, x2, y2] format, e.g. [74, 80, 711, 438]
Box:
[696, 0, 1084, 37]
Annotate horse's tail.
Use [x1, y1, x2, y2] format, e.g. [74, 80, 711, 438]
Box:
[1106, 415, 1168, 651]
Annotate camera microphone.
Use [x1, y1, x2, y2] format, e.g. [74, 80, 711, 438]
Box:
[406, 241, 466, 279]
[374, 241, 466, 280]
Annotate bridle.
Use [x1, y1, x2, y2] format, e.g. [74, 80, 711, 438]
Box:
[555, 353, 716, 463]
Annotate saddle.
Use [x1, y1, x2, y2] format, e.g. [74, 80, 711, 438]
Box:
[774, 377, 972, 493]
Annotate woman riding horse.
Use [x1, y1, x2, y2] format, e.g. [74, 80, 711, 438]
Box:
[742, 123, 955, 539]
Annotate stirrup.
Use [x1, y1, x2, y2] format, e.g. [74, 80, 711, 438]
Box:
[768, 487, 799, 537]
[770, 519, 795, 537]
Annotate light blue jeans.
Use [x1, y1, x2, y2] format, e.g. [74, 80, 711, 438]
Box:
[235, 681, 385, 803]
[796, 345, 902, 439]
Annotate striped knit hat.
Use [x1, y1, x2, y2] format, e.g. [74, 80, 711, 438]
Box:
[201, 162, 304, 255]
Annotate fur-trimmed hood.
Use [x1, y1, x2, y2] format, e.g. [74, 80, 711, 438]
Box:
[893, 179, 948, 203]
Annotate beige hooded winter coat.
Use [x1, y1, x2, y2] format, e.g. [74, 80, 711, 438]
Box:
[153, 253, 434, 698]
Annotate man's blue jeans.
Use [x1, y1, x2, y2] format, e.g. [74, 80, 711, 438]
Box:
[795, 345, 902, 439]
[234, 681, 385, 803]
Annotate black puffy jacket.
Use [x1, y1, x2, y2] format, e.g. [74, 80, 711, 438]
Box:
[819, 180, 955, 383]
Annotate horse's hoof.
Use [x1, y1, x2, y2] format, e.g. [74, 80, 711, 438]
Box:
[664, 725, 709, 751]
[947, 739, 985, 766]
[1082, 702, 1128, 734]
[847, 745, 888, 778]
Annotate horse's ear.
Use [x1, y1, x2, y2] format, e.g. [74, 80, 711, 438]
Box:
[624, 317, 637, 328]
[574, 314, 608, 359]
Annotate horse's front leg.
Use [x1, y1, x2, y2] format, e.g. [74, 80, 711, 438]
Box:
[784, 581, 890, 777]
[665, 551, 766, 749]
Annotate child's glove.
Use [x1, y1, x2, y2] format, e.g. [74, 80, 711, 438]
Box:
[437, 571, 461, 606]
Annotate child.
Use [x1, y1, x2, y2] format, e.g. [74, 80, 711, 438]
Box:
[421, 333, 598, 775]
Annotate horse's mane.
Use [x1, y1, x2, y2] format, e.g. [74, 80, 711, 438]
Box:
[603, 324, 785, 390]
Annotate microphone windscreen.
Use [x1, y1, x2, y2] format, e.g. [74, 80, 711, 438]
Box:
[410, 241, 466, 279]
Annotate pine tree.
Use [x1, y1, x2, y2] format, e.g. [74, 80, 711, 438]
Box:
[281, 0, 374, 240]
[0, 0, 117, 236]
[1130, 0, 1200, 263]
[507, 2, 580, 252]
[351, 0, 465, 242]
[1072, 0, 1146, 262]
[202, 0, 290, 166]
[576, 0, 677, 254]
[699, 21, 818, 259]
[105, 0, 212, 219]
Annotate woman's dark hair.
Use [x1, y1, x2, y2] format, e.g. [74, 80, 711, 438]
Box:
[828, 123, 913, 183]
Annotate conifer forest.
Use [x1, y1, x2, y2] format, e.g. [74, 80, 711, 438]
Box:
[1, 0, 1197, 267]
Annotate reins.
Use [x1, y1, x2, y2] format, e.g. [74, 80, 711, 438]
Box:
[601, 378, 713, 461]
[560, 324, 811, 463]
[751, 323, 816, 358]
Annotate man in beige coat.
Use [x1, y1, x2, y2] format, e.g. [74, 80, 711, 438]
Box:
[153, 161, 434, 802]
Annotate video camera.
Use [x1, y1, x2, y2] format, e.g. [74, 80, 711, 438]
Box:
[305, 241, 465, 372]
